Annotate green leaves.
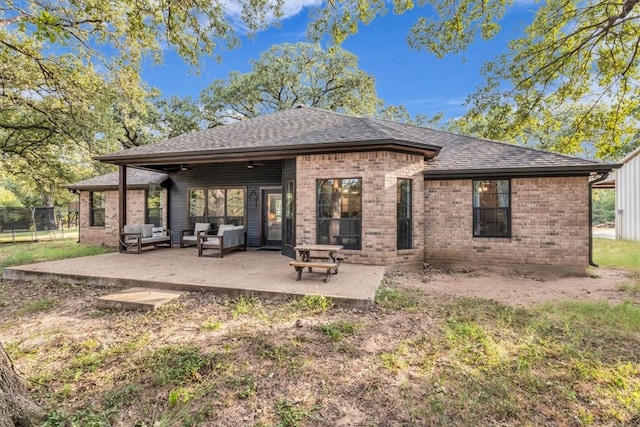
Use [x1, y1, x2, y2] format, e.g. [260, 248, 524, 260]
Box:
[201, 42, 384, 124]
[457, 0, 640, 159]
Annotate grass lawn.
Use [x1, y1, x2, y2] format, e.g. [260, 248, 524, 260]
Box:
[0, 228, 79, 244]
[0, 239, 638, 426]
[594, 238, 640, 272]
[0, 239, 114, 274]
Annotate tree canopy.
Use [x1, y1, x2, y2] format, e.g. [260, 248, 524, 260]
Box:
[201, 42, 384, 125]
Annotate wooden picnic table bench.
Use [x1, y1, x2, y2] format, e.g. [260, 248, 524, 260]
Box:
[289, 261, 338, 283]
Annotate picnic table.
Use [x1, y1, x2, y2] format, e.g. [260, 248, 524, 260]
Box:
[290, 244, 343, 283]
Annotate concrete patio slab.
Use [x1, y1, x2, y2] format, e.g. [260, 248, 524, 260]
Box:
[2, 248, 384, 308]
[97, 287, 185, 311]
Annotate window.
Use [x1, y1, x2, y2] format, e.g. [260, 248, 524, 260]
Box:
[317, 178, 361, 250]
[89, 192, 105, 227]
[284, 181, 295, 247]
[473, 179, 510, 237]
[146, 188, 162, 226]
[188, 188, 245, 231]
[397, 179, 412, 249]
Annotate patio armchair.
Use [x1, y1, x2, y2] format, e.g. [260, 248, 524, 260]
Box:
[198, 224, 246, 258]
[180, 222, 211, 248]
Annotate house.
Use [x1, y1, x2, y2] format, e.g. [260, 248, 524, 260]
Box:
[89, 106, 615, 271]
[614, 146, 640, 241]
[66, 169, 169, 246]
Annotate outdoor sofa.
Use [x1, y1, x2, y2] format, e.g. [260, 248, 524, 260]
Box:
[121, 224, 172, 254]
[198, 224, 246, 258]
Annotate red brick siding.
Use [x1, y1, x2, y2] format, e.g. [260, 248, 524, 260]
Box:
[78, 189, 168, 246]
[296, 151, 424, 265]
[424, 177, 590, 268]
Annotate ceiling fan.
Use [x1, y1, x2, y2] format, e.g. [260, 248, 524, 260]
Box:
[246, 160, 266, 169]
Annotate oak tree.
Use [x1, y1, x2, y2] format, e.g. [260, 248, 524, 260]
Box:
[201, 42, 384, 125]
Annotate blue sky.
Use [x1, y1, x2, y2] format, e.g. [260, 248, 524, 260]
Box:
[142, 2, 537, 120]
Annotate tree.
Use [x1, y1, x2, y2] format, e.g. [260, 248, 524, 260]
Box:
[0, 0, 286, 203]
[308, 0, 640, 159]
[593, 189, 616, 225]
[0, 343, 44, 426]
[153, 95, 204, 139]
[201, 42, 384, 125]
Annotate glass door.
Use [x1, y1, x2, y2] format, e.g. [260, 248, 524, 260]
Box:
[262, 189, 282, 247]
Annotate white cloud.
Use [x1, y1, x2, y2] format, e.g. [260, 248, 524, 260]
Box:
[222, 0, 322, 31]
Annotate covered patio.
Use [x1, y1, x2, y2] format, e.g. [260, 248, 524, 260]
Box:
[2, 248, 385, 308]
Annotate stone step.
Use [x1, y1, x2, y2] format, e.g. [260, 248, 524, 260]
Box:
[97, 287, 184, 311]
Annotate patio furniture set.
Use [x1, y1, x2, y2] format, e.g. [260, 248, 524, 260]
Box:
[120, 223, 343, 282]
[121, 222, 246, 258]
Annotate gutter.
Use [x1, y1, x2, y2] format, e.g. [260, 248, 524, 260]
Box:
[423, 164, 620, 179]
[589, 171, 611, 267]
[94, 139, 441, 165]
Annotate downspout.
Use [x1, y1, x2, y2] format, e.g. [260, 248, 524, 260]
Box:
[589, 172, 609, 267]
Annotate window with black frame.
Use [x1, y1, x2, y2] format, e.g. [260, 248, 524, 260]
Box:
[89, 192, 105, 227]
[473, 179, 510, 237]
[317, 178, 361, 250]
[146, 189, 162, 226]
[397, 179, 412, 249]
[188, 188, 245, 232]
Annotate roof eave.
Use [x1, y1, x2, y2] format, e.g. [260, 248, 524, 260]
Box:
[65, 184, 155, 191]
[95, 140, 441, 165]
[423, 164, 619, 179]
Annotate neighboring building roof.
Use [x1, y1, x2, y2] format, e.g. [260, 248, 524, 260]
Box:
[66, 168, 169, 191]
[620, 145, 640, 164]
[96, 105, 616, 176]
[592, 171, 616, 189]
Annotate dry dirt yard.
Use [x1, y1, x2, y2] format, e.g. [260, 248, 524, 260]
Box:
[0, 265, 638, 426]
[388, 265, 633, 307]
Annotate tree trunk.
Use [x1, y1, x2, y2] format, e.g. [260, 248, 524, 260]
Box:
[0, 342, 44, 427]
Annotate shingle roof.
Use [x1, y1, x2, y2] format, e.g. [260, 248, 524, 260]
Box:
[66, 169, 168, 191]
[423, 132, 612, 176]
[97, 106, 614, 175]
[96, 106, 441, 162]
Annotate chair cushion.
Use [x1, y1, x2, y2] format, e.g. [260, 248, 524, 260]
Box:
[141, 224, 154, 238]
[201, 237, 221, 247]
[152, 227, 164, 237]
[194, 222, 210, 234]
[217, 224, 235, 236]
[233, 225, 244, 230]
[123, 224, 141, 235]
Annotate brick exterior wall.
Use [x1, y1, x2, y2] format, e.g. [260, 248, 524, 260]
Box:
[424, 176, 590, 269]
[296, 151, 424, 265]
[78, 189, 168, 246]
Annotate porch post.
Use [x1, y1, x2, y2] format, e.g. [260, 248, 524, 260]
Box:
[119, 165, 127, 253]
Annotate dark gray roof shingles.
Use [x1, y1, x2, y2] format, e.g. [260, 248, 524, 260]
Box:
[98, 106, 612, 173]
